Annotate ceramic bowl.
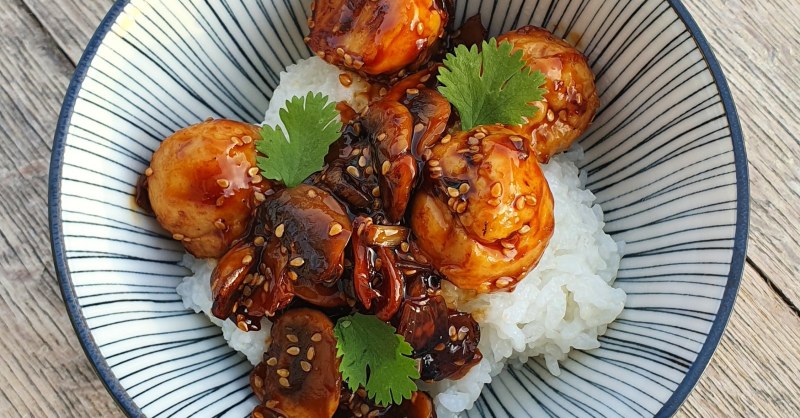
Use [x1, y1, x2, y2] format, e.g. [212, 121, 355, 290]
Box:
[49, 0, 748, 416]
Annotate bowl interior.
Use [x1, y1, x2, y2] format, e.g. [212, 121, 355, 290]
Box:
[50, 0, 747, 417]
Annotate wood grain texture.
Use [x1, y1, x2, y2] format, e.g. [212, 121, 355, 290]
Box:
[0, 0, 797, 417]
[682, 0, 800, 308]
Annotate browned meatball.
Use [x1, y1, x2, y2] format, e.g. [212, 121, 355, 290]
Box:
[498, 26, 600, 163]
[410, 126, 554, 292]
[306, 0, 450, 76]
[146, 119, 272, 258]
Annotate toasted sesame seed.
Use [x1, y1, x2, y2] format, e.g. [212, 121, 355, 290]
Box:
[414, 123, 425, 133]
[407, 88, 420, 95]
[172, 233, 185, 241]
[446, 187, 459, 198]
[376, 133, 387, 142]
[243, 286, 252, 297]
[474, 132, 486, 140]
[289, 257, 305, 267]
[231, 136, 243, 146]
[400, 242, 410, 252]
[520, 225, 532, 234]
[501, 240, 516, 249]
[253, 375, 263, 388]
[254, 192, 266, 202]
[307, 189, 318, 198]
[490, 182, 503, 198]
[441, 134, 451, 144]
[416, 21, 424, 35]
[307, 346, 316, 360]
[347, 165, 360, 178]
[242, 255, 253, 265]
[286, 334, 298, 343]
[145, 167, 154, 177]
[248, 167, 260, 177]
[488, 198, 501, 207]
[381, 161, 391, 175]
[428, 159, 440, 167]
[263, 281, 270, 292]
[515, 197, 526, 210]
[287, 271, 298, 281]
[287, 346, 301, 356]
[459, 183, 470, 194]
[420, 74, 431, 83]
[316, 50, 326, 58]
[279, 377, 290, 388]
[365, 166, 374, 175]
[547, 109, 555, 122]
[339, 73, 353, 87]
[265, 400, 279, 408]
[251, 175, 263, 184]
[527, 195, 538, 206]
[344, 54, 354, 66]
[329, 222, 344, 236]
[275, 224, 285, 238]
[237, 321, 248, 331]
[448, 326, 457, 340]
[216, 196, 225, 206]
[502, 248, 517, 258]
[372, 186, 381, 197]
[217, 179, 230, 188]
[353, 60, 364, 70]
[300, 361, 312, 372]
[467, 136, 479, 145]
[310, 333, 323, 343]
[361, 404, 371, 416]
[277, 368, 290, 377]
[253, 236, 265, 246]
[242, 135, 253, 144]
[336, 47, 345, 56]
[496, 278, 512, 288]
[457, 326, 469, 341]
[456, 201, 468, 214]
[351, 148, 362, 156]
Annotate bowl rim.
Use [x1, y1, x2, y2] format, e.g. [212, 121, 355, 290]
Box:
[48, 1, 749, 417]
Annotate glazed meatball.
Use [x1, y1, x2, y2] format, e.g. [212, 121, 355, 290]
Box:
[306, 0, 450, 76]
[498, 26, 600, 163]
[410, 126, 554, 292]
[146, 119, 271, 259]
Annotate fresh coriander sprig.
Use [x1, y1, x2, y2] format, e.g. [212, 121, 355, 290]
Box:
[333, 313, 419, 406]
[437, 38, 548, 130]
[256, 92, 342, 188]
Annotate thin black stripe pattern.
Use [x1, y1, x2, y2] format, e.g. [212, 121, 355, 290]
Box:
[55, 0, 742, 417]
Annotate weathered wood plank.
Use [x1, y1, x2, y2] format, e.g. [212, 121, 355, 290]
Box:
[0, 0, 120, 416]
[678, 265, 800, 417]
[21, 0, 112, 65]
[682, 0, 800, 307]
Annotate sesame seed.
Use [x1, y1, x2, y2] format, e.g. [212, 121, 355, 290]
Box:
[407, 88, 420, 95]
[248, 167, 260, 177]
[290, 257, 305, 267]
[457, 326, 469, 341]
[358, 156, 367, 167]
[365, 166, 374, 175]
[231, 136, 243, 146]
[310, 333, 323, 343]
[344, 54, 354, 66]
[441, 134, 451, 144]
[237, 321, 248, 331]
[456, 201, 467, 214]
[242, 135, 253, 144]
[448, 325, 456, 339]
[515, 197, 526, 210]
[329, 222, 344, 236]
[251, 175, 263, 184]
[372, 186, 381, 197]
[502, 248, 517, 258]
[447, 187, 459, 198]
[216, 196, 225, 206]
[307, 346, 316, 360]
[496, 278, 512, 288]
[428, 159, 440, 167]
[217, 179, 230, 188]
[434, 343, 446, 351]
[307, 189, 318, 198]
[339, 73, 353, 87]
[381, 161, 391, 175]
[263, 282, 270, 292]
[287, 346, 301, 356]
[275, 224, 285, 238]
[254, 192, 266, 202]
[351, 148, 362, 156]
[336, 47, 345, 56]
[277, 368, 290, 377]
[172, 233, 185, 241]
[400, 242, 410, 252]
[242, 255, 253, 265]
[301, 361, 312, 372]
[145, 167, 154, 177]
[347, 165, 360, 178]
[316, 51, 326, 58]
[377, 133, 387, 141]
[488, 198, 501, 207]
[353, 60, 364, 70]
[414, 123, 425, 133]
[279, 377, 290, 388]
[501, 240, 516, 249]
[287, 271, 298, 281]
[527, 195, 538, 206]
[420, 74, 431, 83]
[546, 109, 555, 122]
[286, 334, 298, 343]
[520, 225, 532, 234]
[459, 183, 470, 194]
[474, 132, 486, 140]
[253, 375, 263, 388]
[416, 22, 424, 35]
[491, 182, 503, 198]
[467, 136, 479, 145]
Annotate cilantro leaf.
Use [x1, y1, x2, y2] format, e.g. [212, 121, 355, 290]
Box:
[256, 92, 342, 188]
[437, 38, 548, 130]
[334, 314, 419, 406]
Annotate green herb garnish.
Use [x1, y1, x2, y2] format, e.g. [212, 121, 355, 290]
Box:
[256, 92, 342, 188]
[437, 38, 548, 130]
[333, 313, 419, 406]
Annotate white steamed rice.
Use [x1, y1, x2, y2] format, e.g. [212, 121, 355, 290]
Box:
[175, 56, 625, 418]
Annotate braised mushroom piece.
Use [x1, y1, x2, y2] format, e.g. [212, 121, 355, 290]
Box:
[306, 0, 451, 76]
[210, 185, 353, 329]
[497, 26, 600, 163]
[410, 126, 555, 292]
[336, 388, 437, 418]
[251, 308, 341, 418]
[145, 119, 272, 258]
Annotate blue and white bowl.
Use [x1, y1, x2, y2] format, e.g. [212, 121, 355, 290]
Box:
[49, 0, 748, 417]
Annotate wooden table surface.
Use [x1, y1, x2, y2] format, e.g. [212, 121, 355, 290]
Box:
[1, 0, 799, 416]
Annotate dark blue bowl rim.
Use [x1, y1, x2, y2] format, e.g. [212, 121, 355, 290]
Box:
[47, 1, 749, 417]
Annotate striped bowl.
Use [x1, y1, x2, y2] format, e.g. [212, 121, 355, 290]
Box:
[49, 0, 748, 417]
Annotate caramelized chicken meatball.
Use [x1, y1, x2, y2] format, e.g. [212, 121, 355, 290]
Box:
[498, 26, 600, 163]
[410, 126, 554, 292]
[306, 0, 450, 76]
[147, 119, 271, 258]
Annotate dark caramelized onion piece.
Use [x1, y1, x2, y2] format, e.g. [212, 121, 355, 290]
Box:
[210, 185, 352, 329]
[251, 308, 341, 418]
[419, 310, 482, 381]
